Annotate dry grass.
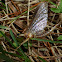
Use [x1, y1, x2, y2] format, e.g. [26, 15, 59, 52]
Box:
[0, 0, 62, 62]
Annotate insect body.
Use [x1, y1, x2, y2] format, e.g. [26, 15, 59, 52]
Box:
[25, 2, 48, 37]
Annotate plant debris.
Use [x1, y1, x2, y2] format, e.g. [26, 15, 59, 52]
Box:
[0, 0, 62, 62]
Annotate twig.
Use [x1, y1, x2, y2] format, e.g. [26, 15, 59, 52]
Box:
[28, 56, 35, 62]
[22, 2, 41, 13]
[1, 41, 11, 58]
[5, 2, 8, 14]
[0, 16, 27, 21]
[15, 38, 29, 51]
[11, 24, 18, 33]
[27, 0, 30, 26]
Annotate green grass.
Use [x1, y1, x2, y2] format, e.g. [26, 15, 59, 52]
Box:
[0, 1, 6, 10]
[0, 29, 31, 62]
[50, 0, 62, 13]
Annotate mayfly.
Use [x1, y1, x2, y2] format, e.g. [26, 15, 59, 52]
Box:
[15, 2, 48, 47]
[25, 2, 48, 38]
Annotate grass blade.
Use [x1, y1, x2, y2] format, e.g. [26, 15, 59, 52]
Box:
[0, 54, 14, 62]
[31, 38, 62, 43]
[0, 31, 15, 47]
[50, 8, 60, 13]
[0, 25, 10, 30]
[0, 45, 14, 62]
[9, 30, 31, 62]
[9, 30, 18, 46]
[49, 0, 57, 7]
[0, 1, 6, 7]
[57, 35, 62, 40]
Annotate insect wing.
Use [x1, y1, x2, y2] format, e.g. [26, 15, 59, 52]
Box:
[27, 2, 48, 36]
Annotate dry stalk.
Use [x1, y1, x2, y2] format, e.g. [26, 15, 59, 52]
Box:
[1, 41, 11, 58]
[15, 38, 29, 51]
[11, 24, 18, 33]
[0, 16, 27, 21]
[27, 0, 30, 26]
[28, 56, 35, 62]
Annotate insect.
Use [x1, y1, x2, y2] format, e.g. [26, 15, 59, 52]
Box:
[25, 2, 48, 38]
